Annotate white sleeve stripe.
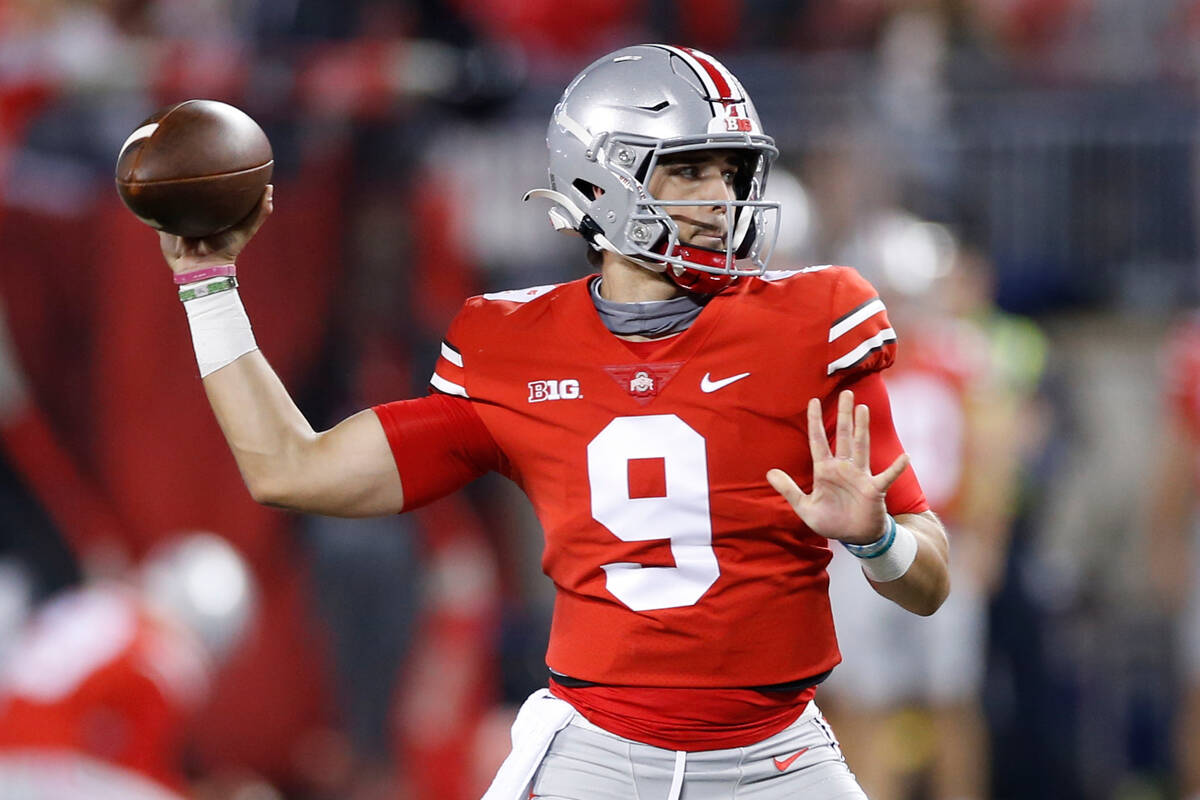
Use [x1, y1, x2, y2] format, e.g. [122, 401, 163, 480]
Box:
[430, 372, 468, 398]
[481, 284, 558, 303]
[440, 342, 463, 367]
[826, 329, 897, 375]
[828, 298, 887, 342]
[760, 265, 831, 282]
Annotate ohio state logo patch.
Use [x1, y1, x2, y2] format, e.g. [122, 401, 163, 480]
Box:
[629, 370, 655, 394]
[603, 362, 683, 406]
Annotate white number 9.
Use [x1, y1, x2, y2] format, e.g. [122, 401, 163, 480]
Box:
[587, 414, 719, 611]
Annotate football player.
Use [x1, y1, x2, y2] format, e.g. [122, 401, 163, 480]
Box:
[156, 44, 950, 799]
[1147, 311, 1200, 800]
[823, 244, 1035, 800]
[0, 533, 255, 800]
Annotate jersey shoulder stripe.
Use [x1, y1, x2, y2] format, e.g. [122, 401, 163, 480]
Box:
[821, 266, 897, 377]
[440, 341, 463, 367]
[827, 328, 898, 375]
[829, 297, 887, 342]
[431, 338, 468, 397]
[430, 372, 468, 398]
[431, 280, 581, 397]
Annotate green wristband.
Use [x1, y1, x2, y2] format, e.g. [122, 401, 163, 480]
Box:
[179, 276, 238, 303]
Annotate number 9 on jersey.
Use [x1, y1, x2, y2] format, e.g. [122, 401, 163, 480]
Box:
[587, 415, 719, 611]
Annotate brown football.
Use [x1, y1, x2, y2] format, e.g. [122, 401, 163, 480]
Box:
[115, 99, 273, 238]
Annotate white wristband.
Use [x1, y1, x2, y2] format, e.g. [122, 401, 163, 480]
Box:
[857, 521, 919, 583]
[184, 287, 257, 377]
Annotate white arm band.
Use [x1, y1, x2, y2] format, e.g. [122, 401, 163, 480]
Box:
[843, 515, 920, 583]
[183, 285, 258, 378]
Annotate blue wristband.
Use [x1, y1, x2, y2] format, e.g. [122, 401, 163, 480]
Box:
[842, 515, 897, 559]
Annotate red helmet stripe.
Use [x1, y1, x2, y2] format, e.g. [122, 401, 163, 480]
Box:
[652, 45, 722, 104]
[679, 46, 734, 100]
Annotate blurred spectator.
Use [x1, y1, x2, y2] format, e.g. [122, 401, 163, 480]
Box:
[443, 0, 645, 66]
[391, 502, 502, 800]
[968, 0, 1088, 58]
[1146, 310, 1200, 800]
[821, 235, 1042, 800]
[0, 532, 259, 799]
[1, 114, 345, 792]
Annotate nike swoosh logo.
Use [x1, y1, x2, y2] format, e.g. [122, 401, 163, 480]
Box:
[773, 746, 810, 771]
[700, 371, 750, 393]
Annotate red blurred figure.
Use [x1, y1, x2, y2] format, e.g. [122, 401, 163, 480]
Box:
[1147, 312, 1200, 800]
[394, 500, 501, 800]
[0, 533, 256, 800]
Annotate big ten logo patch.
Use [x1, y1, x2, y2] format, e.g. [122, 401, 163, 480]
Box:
[528, 379, 582, 403]
[722, 104, 753, 132]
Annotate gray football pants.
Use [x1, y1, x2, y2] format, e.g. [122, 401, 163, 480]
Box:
[528, 699, 869, 800]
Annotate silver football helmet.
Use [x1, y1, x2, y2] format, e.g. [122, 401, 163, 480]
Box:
[525, 44, 780, 293]
[139, 532, 256, 662]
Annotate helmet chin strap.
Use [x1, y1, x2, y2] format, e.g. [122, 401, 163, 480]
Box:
[662, 242, 732, 271]
[659, 243, 737, 295]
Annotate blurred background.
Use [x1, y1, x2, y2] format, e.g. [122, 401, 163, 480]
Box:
[0, 1, 1197, 798]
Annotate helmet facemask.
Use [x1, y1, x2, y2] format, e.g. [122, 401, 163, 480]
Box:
[624, 139, 780, 292]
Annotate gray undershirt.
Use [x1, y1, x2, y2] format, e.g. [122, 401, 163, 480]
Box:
[589, 278, 707, 337]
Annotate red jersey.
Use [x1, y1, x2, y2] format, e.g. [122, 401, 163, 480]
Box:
[377, 267, 927, 692]
[1167, 312, 1200, 442]
[885, 317, 990, 524]
[0, 584, 211, 792]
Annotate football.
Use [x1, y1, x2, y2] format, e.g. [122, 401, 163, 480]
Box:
[115, 99, 273, 238]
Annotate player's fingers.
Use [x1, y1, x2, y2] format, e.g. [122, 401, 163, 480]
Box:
[835, 389, 854, 459]
[157, 230, 182, 259]
[194, 187, 273, 258]
[213, 186, 272, 246]
[240, 185, 273, 238]
[873, 452, 910, 492]
[851, 403, 870, 468]
[807, 398, 832, 461]
[767, 468, 807, 507]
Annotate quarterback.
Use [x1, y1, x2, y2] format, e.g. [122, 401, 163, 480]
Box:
[157, 45, 950, 799]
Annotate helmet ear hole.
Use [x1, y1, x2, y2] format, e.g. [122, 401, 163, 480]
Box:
[572, 179, 600, 201]
[634, 158, 652, 183]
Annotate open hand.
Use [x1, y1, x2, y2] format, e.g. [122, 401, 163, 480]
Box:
[767, 389, 909, 545]
[159, 185, 273, 276]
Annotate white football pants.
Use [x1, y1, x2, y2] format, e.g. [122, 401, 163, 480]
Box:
[482, 689, 869, 800]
